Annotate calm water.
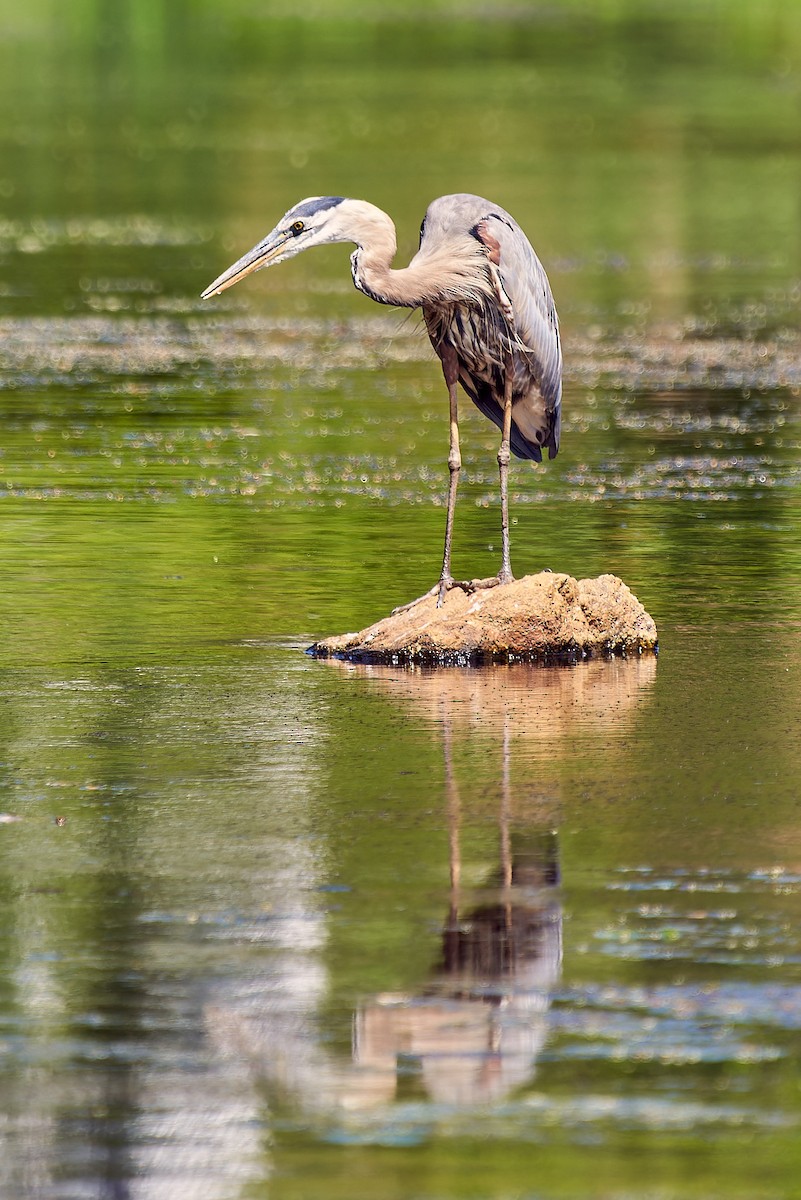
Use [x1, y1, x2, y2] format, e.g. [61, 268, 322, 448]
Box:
[2, 3, 801, 1197]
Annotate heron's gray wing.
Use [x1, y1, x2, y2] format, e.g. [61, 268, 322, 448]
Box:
[475, 212, 562, 458]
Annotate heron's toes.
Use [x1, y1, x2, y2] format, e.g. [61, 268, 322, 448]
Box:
[393, 571, 515, 615]
[449, 573, 515, 597]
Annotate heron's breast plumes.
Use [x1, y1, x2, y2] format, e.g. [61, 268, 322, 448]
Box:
[424, 298, 509, 382]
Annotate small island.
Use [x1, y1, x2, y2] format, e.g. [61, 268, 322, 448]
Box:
[308, 572, 658, 666]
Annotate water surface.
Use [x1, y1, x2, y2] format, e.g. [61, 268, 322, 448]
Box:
[2, 3, 801, 1197]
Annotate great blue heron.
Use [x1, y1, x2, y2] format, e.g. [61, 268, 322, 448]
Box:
[202, 194, 562, 607]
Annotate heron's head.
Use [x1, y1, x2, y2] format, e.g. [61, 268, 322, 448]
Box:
[201, 196, 392, 298]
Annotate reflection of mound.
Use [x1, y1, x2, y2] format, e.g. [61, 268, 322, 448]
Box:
[333, 657, 657, 738]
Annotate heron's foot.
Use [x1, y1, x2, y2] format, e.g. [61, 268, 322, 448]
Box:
[393, 571, 515, 615]
[447, 572, 515, 597]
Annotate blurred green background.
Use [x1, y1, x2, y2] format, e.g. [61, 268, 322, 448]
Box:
[3, 0, 800, 326]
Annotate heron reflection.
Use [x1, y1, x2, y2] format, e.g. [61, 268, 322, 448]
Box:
[207, 658, 656, 1116]
[348, 710, 560, 1108]
[209, 721, 561, 1113]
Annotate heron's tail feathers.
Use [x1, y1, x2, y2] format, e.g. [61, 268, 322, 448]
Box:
[466, 382, 560, 462]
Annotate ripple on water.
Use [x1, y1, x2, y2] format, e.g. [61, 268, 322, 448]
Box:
[551, 863, 801, 1082]
[303, 1090, 793, 1148]
[2, 315, 801, 509]
[592, 865, 801, 966]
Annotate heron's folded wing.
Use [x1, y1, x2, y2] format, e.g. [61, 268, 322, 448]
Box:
[479, 212, 562, 457]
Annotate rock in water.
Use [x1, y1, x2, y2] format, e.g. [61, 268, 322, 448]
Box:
[308, 573, 658, 665]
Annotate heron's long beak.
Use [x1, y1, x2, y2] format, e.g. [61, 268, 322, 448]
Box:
[201, 231, 290, 299]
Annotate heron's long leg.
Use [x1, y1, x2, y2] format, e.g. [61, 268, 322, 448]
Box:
[437, 344, 461, 607]
[393, 349, 516, 614]
[497, 359, 514, 585]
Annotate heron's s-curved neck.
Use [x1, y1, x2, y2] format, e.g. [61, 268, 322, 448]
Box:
[350, 206, 492, 310]
[350, 217, 425, 309]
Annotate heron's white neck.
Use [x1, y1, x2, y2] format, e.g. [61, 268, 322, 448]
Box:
[346, 202, 491, 310]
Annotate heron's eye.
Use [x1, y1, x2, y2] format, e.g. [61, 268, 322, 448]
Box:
[290, 220, 305, 235]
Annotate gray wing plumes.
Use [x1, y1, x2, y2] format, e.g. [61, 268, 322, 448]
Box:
[420, 195, 562, 462]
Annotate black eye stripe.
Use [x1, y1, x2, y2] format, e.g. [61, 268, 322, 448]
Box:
[290, 220, 305, 236]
